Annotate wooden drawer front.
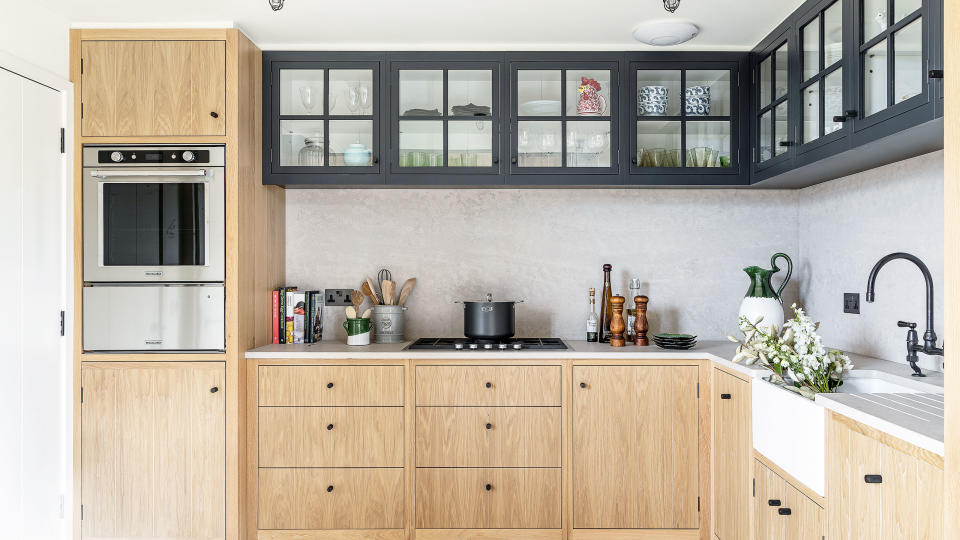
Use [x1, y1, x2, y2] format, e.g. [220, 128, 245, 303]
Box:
[259, 365, 403, 406]
[258, 468, 403, 529]
[416, 468, 561, 529]
[259, 407, 403, 467]
[755, 459, 824, 540]
[415, 365, 561, 406]
[416, 407, 561, 467]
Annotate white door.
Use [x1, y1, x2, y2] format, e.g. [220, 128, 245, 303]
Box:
[0, 67, 69, 539]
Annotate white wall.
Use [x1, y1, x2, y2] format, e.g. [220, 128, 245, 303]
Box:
[0, 1, 70, 79]
[796, 151, 944, 371]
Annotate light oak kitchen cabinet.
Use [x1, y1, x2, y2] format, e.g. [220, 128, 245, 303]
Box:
[827, 412, 943, 540]
[753, 457, 824, 540]
[80, 39, 226, 136]
[80, 362, 225, 540]
[712, 367, 752, 540]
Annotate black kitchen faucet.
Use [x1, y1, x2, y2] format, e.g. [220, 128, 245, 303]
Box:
[865, 252, 944, 377]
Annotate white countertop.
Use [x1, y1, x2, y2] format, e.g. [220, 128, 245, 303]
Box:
[246, 339, 945, 454]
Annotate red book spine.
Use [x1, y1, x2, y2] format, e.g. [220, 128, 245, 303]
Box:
[271, 290, 280, 344]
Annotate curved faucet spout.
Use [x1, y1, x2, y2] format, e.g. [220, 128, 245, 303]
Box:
[865, 252, 936, 335]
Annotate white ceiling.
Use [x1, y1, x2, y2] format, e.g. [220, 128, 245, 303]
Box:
[49, 0, 803, 51]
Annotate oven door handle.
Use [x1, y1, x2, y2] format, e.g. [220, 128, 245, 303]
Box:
[90, 169, 208, 179]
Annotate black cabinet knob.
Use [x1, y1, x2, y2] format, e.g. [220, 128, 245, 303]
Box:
[327, 424, 334, 430]
[580, 382, 587, 388]
[327, 382, 334, 388]
[631, 157, 638, 164]
[372, 156, 379, 164]
[485, 484, 492, 491]
[778, 508, 792, 516]
[832, 115, 847, 123]
[510, 157, 518, 164]
[864, 474, 883, 484]
[834, 109, 859, 122]
[327, 485, 334, 492]
[778, 141, 794, 147]
[485, 382, 492, 388]
[210, 386, 219, 393]
[485, 423, 492, 430]
[768, 499, 781, 507]
[929, 69, 944, 79]
[492, 157, 500, 164]
[720, 393, 732, 399]
[210, 111, 219, 118]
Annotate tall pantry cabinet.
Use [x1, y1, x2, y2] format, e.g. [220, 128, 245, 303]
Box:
[70, 28, 285, 540]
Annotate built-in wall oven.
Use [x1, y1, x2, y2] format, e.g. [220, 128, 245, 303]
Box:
[82, 146, 225, 352]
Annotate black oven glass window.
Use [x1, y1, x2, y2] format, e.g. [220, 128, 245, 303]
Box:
[102, 183, 206, 266]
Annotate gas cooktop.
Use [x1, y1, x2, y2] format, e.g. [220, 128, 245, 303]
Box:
[406, 337, 568, 351]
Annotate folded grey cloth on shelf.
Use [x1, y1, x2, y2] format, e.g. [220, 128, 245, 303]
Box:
[451, 103, 491, 116]
[403, 108, 442, 116]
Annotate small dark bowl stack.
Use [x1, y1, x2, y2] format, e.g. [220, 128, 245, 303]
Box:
[652, 333, 698, 350]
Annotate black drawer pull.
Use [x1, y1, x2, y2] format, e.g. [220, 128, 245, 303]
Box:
[778, 141, 794, 147]
[864, 474, 883, 484]
[485, 484, 492, 491]
[580, 382, 587, 388]
[327, 423, 334, 430]
[485, 423, 492, 430]
[778, 508, 792, 516]
[485, 382, 492, 388]
[210, 386, 219, 393]
[768, 499, 781, 507]
[720, 393, 732, 399]
[327, 382, 334, 389]
[929, 69, 944, 79]
[210, 111, 219, 118]
[326, 485, 334, 492]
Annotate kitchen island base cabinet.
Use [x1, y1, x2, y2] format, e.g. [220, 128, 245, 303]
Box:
[827, 412, 943, 540]
[572, 365, 701, 530]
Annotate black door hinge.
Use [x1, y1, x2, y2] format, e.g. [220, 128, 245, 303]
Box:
[697, 496, 701, 512]
[80, 103, 83, 119]
[753, 478, 756, 496]
[80, 59, 83, 75]
[697, 382, 700, 398]
[60, 128, 65, 154]
[80, 387, 83, 403]
[59, 310, 65, 336]
[80, 504, 83, 520]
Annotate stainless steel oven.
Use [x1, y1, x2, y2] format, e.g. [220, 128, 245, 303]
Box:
[82, 145, 225, 283]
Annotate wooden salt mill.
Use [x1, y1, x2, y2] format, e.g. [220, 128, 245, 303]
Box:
[634, 295, 649, 346]
[609, 296, 626, 347]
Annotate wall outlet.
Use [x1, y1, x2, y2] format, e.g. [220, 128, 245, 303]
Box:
[325, 289, 355, 306]
[843, 293, 860, 314]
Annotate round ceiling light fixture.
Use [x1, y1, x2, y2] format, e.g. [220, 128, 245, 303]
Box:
[632, 20, 699, 46]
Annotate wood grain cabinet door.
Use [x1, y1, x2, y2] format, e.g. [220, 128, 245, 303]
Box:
[189, 40, 226, 135]
[713, 368, 751, 540]
[754, 459, 786, 540]
[80, 362, 225, 540]
[572, 365, 700, 529]
[258, 365, 404, 406]
[416, 365, 562, 406]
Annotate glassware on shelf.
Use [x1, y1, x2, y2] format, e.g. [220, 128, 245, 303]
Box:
[298, 136, 324, 166]
[299, 85, 322, 112]
[687, 146, 719, 167]
[358, 84, 371, 115]
[347, 83, 361, 113]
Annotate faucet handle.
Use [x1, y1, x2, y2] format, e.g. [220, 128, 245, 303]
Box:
[897, 321, 917, 329]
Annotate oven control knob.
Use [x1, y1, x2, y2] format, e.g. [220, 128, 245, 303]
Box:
[469, 343, 478, 350]
[110, 151, 124, 163]
[512, 343, 522, 350]
[498, 343, 508, 350]
[483, 343, 494, 350]
[181, 150, 196, 163]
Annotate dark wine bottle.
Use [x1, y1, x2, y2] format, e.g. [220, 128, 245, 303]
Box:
[599, 264, 613, 343]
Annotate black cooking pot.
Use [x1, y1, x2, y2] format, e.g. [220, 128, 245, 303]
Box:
[460, 293, 522, 340]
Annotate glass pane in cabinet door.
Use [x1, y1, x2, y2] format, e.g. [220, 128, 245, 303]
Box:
[824, 1, 843, 67]
[329, 120, 373, 167]
[448, 70, 493, 117]
[517, 70, 561, 116]
[398, 121, 443, 167]
[686, 70, 730, 117]
[864, 40, 888, 116]
[759, 57, 772, 106]
[894, 0, 921, 24]
[517, 121, 561, 167]
[824, 68, 844, 135]
[774, 101, 789, 157]
[566, 70, 611, 117]
[802, 20, 820, 81]
[759, 110, 772, 162]
[280, 120, 325, 167]
[637, 70, 680, 117]
[280, 69, 324, 115]
[636, 121, 681, 167]
[863, 0, 888, 42]
[803, 84, 820, 143]
[399, 70, 443, 117]
[566, 121, 611, 167]
[687, 121, 730, 167]
[894, 18, 923, 105]
[448, 121, 493, 167]
[329, 69, 374, 116]
[775, 44, 789, 100]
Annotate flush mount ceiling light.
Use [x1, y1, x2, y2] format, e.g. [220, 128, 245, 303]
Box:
[663, 0, 681, 12]
[268, 0, 284, 11]
[633, 20, 699, 46]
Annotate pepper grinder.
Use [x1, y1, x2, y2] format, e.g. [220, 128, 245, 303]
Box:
[634, 295, 649, 346]
[609, 296, 626, 347]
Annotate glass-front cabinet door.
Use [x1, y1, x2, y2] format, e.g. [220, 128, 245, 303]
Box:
[630, 61, 740, 182]
[391, 62, 500, 178]
[509, 62, 619, 179]
[270, 61, 380, 181]
[755, 33, 792, 170]
[798, 0, 849, 152]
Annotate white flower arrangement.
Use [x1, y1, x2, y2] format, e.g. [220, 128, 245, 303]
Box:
[728, 303, 853, 400]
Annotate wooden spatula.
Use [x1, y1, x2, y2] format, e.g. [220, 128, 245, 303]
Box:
[397, 278, 417, 306]
[361, 278, 380, 305]
[381, 280, 396, 305]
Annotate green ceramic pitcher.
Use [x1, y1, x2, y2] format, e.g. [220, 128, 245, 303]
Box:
[738, 253, 792, 331]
